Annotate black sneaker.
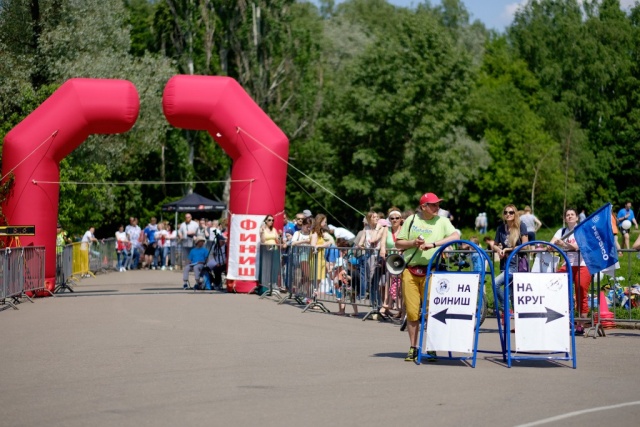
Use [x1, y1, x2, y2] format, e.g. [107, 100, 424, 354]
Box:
[404, 347, 417, 362]
[426, 351, 438, 362]
[183, 283, 189, 290]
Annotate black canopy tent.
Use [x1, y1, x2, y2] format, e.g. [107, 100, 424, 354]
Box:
[161, 193, 226, 230]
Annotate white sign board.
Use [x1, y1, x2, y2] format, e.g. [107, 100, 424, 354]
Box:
[513, 272, 570, 352]
[425, 273, 480, 353]
[226, 214, 264, 281]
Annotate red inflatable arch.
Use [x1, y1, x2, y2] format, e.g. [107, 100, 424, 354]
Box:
[163, 75, 289, 293]
[1, 79, 140, 294]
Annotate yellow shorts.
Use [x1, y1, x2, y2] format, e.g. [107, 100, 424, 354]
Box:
[402, 270, 431, 322]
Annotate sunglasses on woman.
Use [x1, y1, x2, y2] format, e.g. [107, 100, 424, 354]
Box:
[503, 210, 515, 215]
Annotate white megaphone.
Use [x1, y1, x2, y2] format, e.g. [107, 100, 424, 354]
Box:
[385, 253, 406, 275]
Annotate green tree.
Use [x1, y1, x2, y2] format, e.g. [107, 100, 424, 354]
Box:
[309, 6, 484, 225]
[1, 0, 180, 235]
[509, 0, 640, 213]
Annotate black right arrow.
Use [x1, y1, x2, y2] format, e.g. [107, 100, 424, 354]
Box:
[517, 307, 565, 323]
[432, 308, 473, 325]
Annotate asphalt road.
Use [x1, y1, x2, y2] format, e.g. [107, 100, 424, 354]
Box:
[1, 270, 639, 427]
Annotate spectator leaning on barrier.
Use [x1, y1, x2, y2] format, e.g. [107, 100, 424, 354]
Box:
[284, 213, 302, 242]
[154, 222, 169, 270]
[327, 224, 356, 246]
[81, 226, 98, 250]
[395, 192, 459, 363]
[115, 224, 130, 272]
[166, 223, 178, 270]
[310, 214, 332, 296]
[291, 217, 313, 285]
[384, 207, 404, 319]
[125, 217, 142, 270]
[259, 215, 281, 292]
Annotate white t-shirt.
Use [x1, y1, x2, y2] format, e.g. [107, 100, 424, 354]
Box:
[292, 231, 311, 244]
[126, 225, 142, 250]
[81, 230, 94, 250]
[168, 230, 178, 247]
[115, 231, 128, 242]
[155, 230, 170, 248]
[553, 227, 585, 267]
[521, 213, 537, 232]
[178, 220, 200, 247]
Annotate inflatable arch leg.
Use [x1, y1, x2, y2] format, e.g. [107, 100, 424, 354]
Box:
[1, 79, 140, 294]
[162, 75, 289, 293]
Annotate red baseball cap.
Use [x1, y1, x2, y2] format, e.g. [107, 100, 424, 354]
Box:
[419, 192, 443, 205]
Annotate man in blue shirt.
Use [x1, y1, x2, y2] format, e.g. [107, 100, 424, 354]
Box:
[617, 202, 639, 249]
[183, 236, 209, 289]
[142, 217, 158, 269]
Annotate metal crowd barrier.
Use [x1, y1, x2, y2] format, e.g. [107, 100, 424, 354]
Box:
[94, 238, 117, 272]
[23, 246, 46, 295]
[589, 248, 640, 333]
[307, 246, 392, 319]
[1, 246, 47, 309]
[256, 242, 640, 335]
[71, 242, 92, 279]
[55, 245, 76, 293]
[474, 246, 640, 337]
[258, 244, 402, 319]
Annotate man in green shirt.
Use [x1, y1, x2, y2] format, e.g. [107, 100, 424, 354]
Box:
[395, 192, 459, 362]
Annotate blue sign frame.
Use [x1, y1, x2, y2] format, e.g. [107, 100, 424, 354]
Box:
[416, 239, 496, 367]
[503, 240, 577, 369]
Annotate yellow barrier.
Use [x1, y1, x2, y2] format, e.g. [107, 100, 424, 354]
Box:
[71, 242, 95, 278]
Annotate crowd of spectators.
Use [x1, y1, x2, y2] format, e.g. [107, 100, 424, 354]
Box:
[111, 216, 227, 278]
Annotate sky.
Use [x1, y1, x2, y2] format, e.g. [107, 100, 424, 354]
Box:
[351, 1, 639, 32]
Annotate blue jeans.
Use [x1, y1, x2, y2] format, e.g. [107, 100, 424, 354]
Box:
[129, 248, 141, 269]
[156, 246, 168, 267]
[358, 252, 371, 300]
[494, 261, 518, 312]
[116, 250, 128, 269]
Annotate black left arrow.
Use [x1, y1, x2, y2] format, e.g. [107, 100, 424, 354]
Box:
[432, 308, 473, 325]
[517, 307, 564, 323]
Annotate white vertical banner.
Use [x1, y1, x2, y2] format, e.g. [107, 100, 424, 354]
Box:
[425, 273, 480, 353]
[226, 214, 264, 281]
[513, 272, 570, 352]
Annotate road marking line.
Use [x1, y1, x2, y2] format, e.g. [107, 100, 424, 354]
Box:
[515, 400, 640, 427]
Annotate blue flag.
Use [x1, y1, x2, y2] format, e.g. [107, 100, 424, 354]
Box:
[573, 203, 618, 274]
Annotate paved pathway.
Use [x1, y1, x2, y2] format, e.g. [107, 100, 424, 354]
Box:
[1, 270, 640, 426]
